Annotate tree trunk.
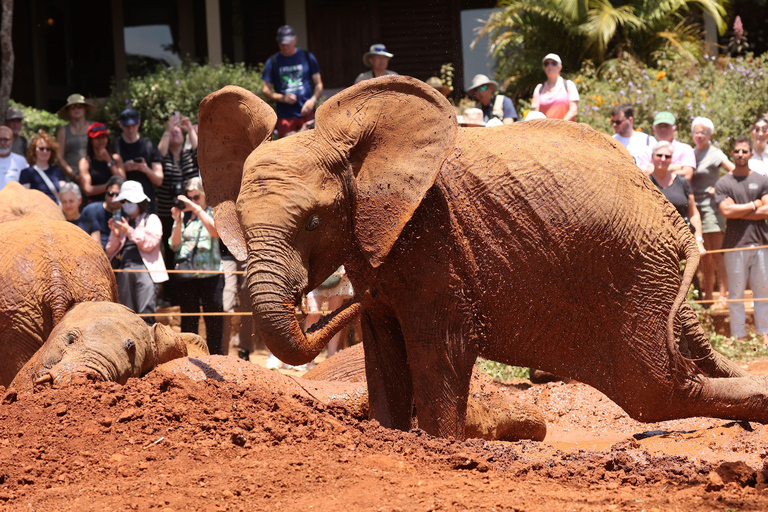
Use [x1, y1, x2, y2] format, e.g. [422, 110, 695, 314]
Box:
[0, 0, 14, 124]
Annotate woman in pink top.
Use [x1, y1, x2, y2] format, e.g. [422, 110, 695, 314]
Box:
[531, 53, 580, 121]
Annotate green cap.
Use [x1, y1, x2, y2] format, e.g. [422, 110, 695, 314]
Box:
[653, 111, 676, 126]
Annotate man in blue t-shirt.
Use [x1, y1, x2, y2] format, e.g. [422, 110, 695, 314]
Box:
[261, 25, 323, 138]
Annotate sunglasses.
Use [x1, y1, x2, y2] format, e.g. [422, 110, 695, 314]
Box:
[36, 147, 52, 152]
[733, 149, 751, 155]
[106, 191, 120, 197]
[187, 194, 201, 201]
[544, 61, 559, 67]
[654, 153, 671, 159]
[89, 125, 108, 135]
[610, 119, 625, 125]
[0, 138, 11, 143]
[475, 85, 489, 93]
[753, 126, 768, 134]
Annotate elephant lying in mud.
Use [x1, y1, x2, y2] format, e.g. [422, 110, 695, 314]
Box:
[153, 351, 546, 442]
[0, 213, 117, 386]
[197, 76, 764, 440]
[11, 302, 209, 393]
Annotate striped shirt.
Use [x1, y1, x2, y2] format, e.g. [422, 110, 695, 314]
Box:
[156, 148, 200, 219]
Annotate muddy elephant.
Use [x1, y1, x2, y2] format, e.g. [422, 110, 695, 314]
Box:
[197, 77, 765, 440]
[153, 351, 546, 442]
[0, 181, 66, 222]
[0, 213, 117, 385]
[11, 301, 209, 393]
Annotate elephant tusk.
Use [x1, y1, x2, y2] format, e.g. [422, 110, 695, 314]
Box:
[34, 373, 53, 385]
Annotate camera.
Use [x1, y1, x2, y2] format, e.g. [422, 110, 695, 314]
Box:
[173, 182, 185, 209]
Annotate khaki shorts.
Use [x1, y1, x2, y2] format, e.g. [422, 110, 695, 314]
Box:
[698, 203, 725, 234]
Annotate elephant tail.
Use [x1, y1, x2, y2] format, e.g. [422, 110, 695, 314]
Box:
[667, 222, 701, 380]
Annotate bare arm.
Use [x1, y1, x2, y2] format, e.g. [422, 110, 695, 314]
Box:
[78, 157, 98, 197]
[744, 193, 768, 221]
[687, 194, 706, 254]
[719, 196, 765, 219]
[141, 160, 164, 186]
[111, 154, 126, 178]
[671, 165, 694, 181]
[262, 82, 294, 104]
[300, 73, 324, 117]
[721, 159, 735, 173]
[564, 100, 579, 121]
[531, 85, 541, 111]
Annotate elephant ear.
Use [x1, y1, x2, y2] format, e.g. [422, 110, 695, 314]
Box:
[315, 75, 458, 267]
[198, 85, 277, 261]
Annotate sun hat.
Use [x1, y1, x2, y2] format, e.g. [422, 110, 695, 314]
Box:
[87, 122, 109, 138]
[363, 44, 394, 67]
[57, 93, 97, 121]
[426, 77, 452, 96]
[466, 74, 498, 95]
[6, 106, 23, 120]
[114, 180, 150, 204]
[458, 108, 486, 127]
[524, 111, 547, 121]
[542, 53, 562, 65]
[276, 25, 295, 45]
[653, 111, 676, 126]
[119, 108, 140, 126]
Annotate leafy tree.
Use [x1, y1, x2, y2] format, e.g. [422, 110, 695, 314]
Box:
[476, 0, 728, 97]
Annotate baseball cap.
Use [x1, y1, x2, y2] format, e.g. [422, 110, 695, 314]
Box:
[653, 111, 676, 126]
[87, 122, 109, 138]
[542, 53, 562, 65]
[276, 25, 295, 45]
[119, 108, 140, 126]
[6, 106, 23, 120]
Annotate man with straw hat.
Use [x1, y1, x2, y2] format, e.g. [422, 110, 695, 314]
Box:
[466, 74, 518, 125]
[354, 44, 399, 84]
[56, 93, 97, 181]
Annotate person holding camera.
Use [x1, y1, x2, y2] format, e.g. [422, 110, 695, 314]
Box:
[170, 177, 224, 355]
[157, 111, 200, 301]
[106, 180, 169, 326]
[112, 108, 163, 213]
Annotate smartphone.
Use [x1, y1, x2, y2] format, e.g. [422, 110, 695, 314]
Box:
[133, 157, 143, 163]
[112, 210, 122, 223]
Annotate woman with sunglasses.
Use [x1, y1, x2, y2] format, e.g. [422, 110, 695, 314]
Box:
[749, 118, 768, 175]
[691, 117, 734, 308]
[55, 94, 96, 181]
[19, 132, 65, 203]
[650, 141, 706, 256]
[170, 177, 224, 355]
[106, 180, 168, 326]
[78, 123, 125, 204]
[531, 53, 579, 121]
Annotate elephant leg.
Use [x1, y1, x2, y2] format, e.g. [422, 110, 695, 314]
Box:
[405, 326, 477, 440]
[663, 374, 768, 424]
[361, 307, 413, 432]
[678, 302, 749, 378]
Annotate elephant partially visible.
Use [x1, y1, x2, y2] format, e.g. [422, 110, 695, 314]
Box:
[153, 353, 547, 442]
[198, 78, 763, 440]
[0, 213, 117, 385]
[11, 301, 209, 393]
[0, 181, 66, 222]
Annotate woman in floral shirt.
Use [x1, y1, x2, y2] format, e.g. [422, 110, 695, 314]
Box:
[170, 177, 224, 354]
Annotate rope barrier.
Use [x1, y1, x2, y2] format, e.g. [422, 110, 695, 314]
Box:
[137, 310, 335, 318]
[700, 244, 768, 255]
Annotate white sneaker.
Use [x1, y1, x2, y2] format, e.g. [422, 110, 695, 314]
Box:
[265, 353, 282, 370]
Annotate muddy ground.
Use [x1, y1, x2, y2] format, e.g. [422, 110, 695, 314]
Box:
[2, 357, 768, 511]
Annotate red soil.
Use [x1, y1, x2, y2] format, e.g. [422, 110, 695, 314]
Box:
[1, 360, 768, 511]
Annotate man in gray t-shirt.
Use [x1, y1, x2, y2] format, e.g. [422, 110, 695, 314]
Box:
[715, 137, 768, 341]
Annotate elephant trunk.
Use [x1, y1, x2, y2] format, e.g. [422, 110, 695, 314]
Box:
[247, 250, 368, 366]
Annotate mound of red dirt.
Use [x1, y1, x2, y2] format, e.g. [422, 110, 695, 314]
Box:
[2, 368, 768, 511]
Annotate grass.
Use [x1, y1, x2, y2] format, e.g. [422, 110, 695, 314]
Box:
[475, 358, 529, 382]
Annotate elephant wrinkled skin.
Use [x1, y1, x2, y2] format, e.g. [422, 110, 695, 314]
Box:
[0, 181, 66, 223]
[198, 76, 767, 440]
[0, 214, 118, 386]
[11, 301, 209, 393]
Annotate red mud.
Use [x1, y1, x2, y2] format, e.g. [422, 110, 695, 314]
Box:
[2, 360, 768, 511]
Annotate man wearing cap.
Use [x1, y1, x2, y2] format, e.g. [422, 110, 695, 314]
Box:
[0, 126, 28, 190]
[5, 106, 28, 157]
[610, 104, 656, 169]
[645, 111, 696, 180]
[466, 74, 518, 125]
[262, 25, 323, 138]
[111, 108, 163, 213]
[354, 44, 399, 84]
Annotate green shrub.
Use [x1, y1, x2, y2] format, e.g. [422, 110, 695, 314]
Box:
[99, 61, 266, 142]
[8, 99, 66, 140]
[476, 358, 529, 381]
[542, 52, 768, 148]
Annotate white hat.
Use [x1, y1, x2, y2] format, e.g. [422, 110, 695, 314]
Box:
[114, 180, 150, 203]
[485, 118, 504, 127]
[466, 74, 498, 94]
[542, 53, 562, 65]
[524, 111, 547, 121]
[458, 108, 486, 127]
[363, 44, 394, 67]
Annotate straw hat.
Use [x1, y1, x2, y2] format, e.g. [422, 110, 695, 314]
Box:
[57, 94, 97, 121]
[466, 74, 498, 96]
[426, 77, 452, 96]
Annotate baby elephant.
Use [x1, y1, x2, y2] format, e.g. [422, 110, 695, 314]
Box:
[11, 302, 209, 393]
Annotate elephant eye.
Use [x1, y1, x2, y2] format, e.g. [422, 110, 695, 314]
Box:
[306, 214, 321, 231]
[65, 332, 78, 346]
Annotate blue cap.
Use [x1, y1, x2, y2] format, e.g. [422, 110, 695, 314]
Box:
[276, 25, 295, 45]
[119, 108, 139, 126]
